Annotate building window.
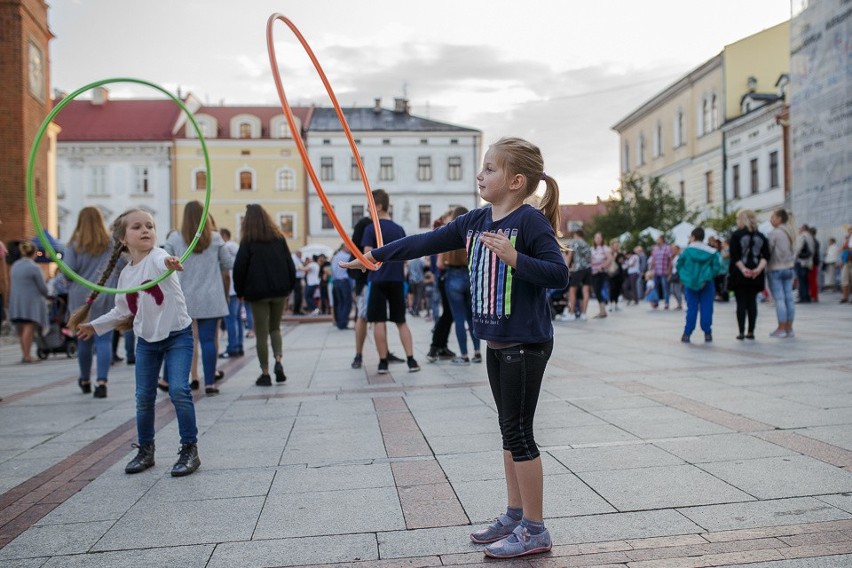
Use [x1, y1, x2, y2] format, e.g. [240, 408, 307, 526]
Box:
[198, 120, 212, 138]
[379, 157, 394, 181]
[133, 166, 149, 194]
[194, 169, 206, 191]
[711, 94, 719, 131]
[90, 166, 106, 195]
[701, 99, 710, 136]
[637, 133, 645, 166]
[679, 181, 685, 201]
[277, 168, 296, 191]
[278, 122, 291, 139]
[732, 164, 741, 199]
[382, 139, 391, 145]
[420, 139, 428, 145]
[750, 159, 759, 195]
[321, 208, 334, 230]
[278, 214, 294, 239]
[239, 123, 252, 139]
[674, 110, 684, 148]
[351, 205, 364, 228]
[448, 156, 462, 181]
[239, 170, 254, 191]
[417, 157, 432, 181]
[622, 143, 630, 173]
[769, 151, 779, 188]
[419, 205, 432, 229]
[350, 157, 362, 181]
[322, 139, 331, 145]
[450, 139, 459, 145]
[320, 157, 334, 181]
[653, 121, 662, 158]
[705, 171, 713, 203]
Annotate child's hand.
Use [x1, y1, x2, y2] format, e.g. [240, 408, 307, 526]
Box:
[165, 256, 183, 271]
[339, 251, 375, 273]
[76, 323, 95, 341]
[478, 230, 518, 268]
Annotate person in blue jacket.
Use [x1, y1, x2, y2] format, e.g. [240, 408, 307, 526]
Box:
[341, 137, 568, 559]
[676, 227, 722, 343]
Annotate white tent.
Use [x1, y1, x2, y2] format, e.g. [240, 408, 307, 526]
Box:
[618, 231, 633, 245]
[639, 226, 663, 241]
[300, 243, 334, 259]
[670, 221, 695, 247]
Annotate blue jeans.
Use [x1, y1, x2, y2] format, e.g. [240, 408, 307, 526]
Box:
[135, 325, 197, 445]
[684, 282, 715, 336]
[653, 274, 670, 306]
[445, 267, 480, 357]
[77, 330, 113, 381]
[123, 330, 135, 360]
[195, 318, 219, 386]
[304, 284, 318, 311]
[225, 295, 244, 354]
[244, 303, 254, 331]
[768, 268, 796, 324]
[332, 278, 352, 329]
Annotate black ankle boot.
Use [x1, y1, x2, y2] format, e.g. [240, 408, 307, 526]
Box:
[171, 443, 200, 477]
[125, 443, 155, 474]
[274, 361, 286, 383]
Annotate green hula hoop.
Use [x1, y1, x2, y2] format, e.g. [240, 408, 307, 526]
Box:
[26, 77, 211, 295]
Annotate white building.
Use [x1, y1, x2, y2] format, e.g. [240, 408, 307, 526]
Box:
[54, 89, 178, 244]
[723, 79, 788, 220]
[305, 98, 481, 246]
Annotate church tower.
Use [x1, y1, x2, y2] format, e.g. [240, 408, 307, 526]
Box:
[0, 0, 53, 244]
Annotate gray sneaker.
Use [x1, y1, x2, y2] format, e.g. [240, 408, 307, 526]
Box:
[469, 513, 519, 544]
[483, 524, 552, 558]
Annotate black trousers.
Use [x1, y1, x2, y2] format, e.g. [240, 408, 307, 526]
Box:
[486, 339, 553, 462]
[430, 276, 453, 350]
[733, 289, 758, 334]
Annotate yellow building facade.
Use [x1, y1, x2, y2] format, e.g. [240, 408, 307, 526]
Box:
[173, 105, 312, 248]
[612, 21, 789, 218]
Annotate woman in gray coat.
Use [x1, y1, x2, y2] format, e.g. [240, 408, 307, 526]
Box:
[9, 241, 49, 363]
[165, 201, 232, 395]
[65, 207, 118, 398]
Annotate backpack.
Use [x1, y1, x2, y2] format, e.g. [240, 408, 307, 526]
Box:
[797, 238, 811, 261]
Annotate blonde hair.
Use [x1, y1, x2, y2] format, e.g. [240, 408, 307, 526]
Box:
[19, 241, 37, 257]
[489, 137, 561, 236]
[69, 207, 111, 256]
[736, 209, 758, 232]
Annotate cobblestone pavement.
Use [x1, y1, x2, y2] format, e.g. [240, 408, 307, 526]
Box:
[0, 296, 851, 567]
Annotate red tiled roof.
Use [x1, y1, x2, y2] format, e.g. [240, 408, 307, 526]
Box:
[179, 105, 314, 138]
[54, 99, 181, 141]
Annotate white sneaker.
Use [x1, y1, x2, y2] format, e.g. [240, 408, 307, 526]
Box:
[579, 314, 588, 321]
[558, 313, 576, 321]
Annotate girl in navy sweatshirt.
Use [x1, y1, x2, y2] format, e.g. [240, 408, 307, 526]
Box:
[341, 137, 568, 559]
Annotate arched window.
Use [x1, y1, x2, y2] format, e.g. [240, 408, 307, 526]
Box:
[702, 98, 711, 136]
[674, 109, 684, 148]
[622, 142, 630, 173]
[711, 94, 719, 131]
[239, 123, 252, 139]
[237, 169, 255, 191]
[193, 168, 206, 191]
[276, 167, 296, 191]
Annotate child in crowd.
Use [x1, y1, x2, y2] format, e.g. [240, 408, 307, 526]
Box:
[76, 209, 201, 477]
[341, 137, 569, 558]
[677, 227, 722, 343]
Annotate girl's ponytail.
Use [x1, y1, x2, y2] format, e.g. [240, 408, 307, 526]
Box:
[538, 174, 561, 237]
[67, 239, 126, 331]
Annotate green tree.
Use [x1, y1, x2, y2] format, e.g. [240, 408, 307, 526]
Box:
[589, 174, 698, 243]
[702, 207, 740, 237]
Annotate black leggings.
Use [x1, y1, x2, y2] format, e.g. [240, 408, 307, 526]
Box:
[486, 339, 553, 462]
[734, 289, 758, 334]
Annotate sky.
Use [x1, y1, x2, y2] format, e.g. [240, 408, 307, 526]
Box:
[48, 0, 791, 204]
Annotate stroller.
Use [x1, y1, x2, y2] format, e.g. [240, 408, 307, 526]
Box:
[35, 296, 77, 360]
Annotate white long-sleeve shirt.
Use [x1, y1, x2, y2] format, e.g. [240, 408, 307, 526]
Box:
[91, 248, 192, 342]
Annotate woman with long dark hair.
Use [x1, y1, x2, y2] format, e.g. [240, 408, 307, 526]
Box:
[233, 204, 296, 386]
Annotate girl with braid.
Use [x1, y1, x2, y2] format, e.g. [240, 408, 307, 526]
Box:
[76, 209, 201, 477]
[65, 207, 117, 398]
[342, 137, 569, 558]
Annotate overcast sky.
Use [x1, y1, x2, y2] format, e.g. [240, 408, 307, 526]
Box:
[49, 0, 791, 204]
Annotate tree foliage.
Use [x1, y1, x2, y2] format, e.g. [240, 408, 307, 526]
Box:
[588, 174, 699, 244]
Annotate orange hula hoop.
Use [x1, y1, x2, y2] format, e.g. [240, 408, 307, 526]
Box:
[266, 13, 382, 270]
